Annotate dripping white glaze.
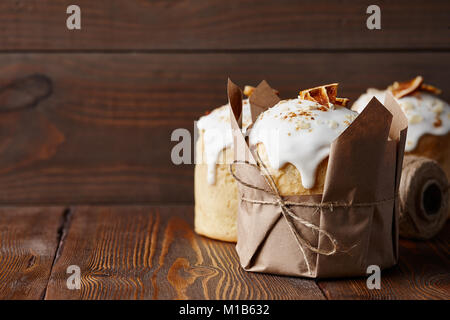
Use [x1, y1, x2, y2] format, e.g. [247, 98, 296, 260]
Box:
[249, 98, 358, 189]
[197, 99, 252, 185]
[352, 90, 450, 151]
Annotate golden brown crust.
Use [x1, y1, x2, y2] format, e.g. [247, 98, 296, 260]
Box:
[256, 143, 327, 196]
[194, 131, 238, 242]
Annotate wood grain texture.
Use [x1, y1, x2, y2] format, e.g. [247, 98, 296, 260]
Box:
[0, 1, 448, 50]
[0, 207, 64, 300]
[44, 205, 325, 300]
[317, 222, 450, 300]
[0, 52, 449, 205]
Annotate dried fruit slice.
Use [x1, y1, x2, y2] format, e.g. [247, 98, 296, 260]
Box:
[335, 97, 349, 107]
[420, 83, 442, 95]
[388, 76, 424, 98]
[388, 76, 442, 98]
[243, 85, 255, 97]
[300, 86, 330, 106]
[325, 84, 337, 101]
[244, 85, 279, 97]
[299, 83, 349, 108]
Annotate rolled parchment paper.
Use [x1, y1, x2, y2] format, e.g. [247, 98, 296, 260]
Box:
[399, 155, 449, 240]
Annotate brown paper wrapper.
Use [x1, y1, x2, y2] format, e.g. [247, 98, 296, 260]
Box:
[228, 79, 408, 278]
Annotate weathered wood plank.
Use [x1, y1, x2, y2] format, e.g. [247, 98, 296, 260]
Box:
[317, 222, 450, 300]
[0, 207, 64, 300]
[0, 1, 448, 50]
[44, 205, 325, 300]
[0, 53, 449, 204]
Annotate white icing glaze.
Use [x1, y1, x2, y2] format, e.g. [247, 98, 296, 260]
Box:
[249, 99, 358, 189]
[352, 90, 450, 151]
[197, 99, 252, 184]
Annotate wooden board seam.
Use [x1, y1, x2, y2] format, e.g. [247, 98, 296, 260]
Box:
[41, 207, 75, 300]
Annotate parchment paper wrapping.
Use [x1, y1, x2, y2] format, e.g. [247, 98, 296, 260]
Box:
[228, 79, 408, 278]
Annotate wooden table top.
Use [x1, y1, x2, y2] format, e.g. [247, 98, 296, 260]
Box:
[0, 205, 448, 300]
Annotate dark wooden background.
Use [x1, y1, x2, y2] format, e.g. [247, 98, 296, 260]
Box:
[0, 0, 449, 205]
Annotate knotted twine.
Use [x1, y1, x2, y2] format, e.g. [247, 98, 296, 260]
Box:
[230, 150, 398, 275]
